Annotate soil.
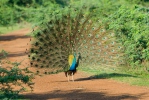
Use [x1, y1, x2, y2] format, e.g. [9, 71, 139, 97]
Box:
[0, 28, 149, 100]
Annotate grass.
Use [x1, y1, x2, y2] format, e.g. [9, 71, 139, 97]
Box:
[0, 92, 29, 100]
[0, 25, 20, 35]
[80, 67, 149, 87]
[0, 23, 31, 35]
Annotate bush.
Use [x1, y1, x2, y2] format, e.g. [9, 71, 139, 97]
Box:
[0, 50, 34, 99]
[104, 5, 149, 67]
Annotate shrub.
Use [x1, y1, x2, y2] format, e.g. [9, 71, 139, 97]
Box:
[0, 50, 34, 99]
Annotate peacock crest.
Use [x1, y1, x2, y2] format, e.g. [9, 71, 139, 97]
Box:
[28, 5, 124, 75]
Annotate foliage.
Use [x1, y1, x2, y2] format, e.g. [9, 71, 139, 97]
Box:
[0, 50, 34, 99]
[104, 5, 149, 68]
[0, 0, 59, 26]
[126, 0, 149, 6]
[0, 24, 23, 35]
[55, 0, 70, 6]
[81, 67, 149, 87]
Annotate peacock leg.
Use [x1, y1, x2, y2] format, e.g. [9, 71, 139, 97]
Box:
[72, 72, 74, 82]
[67, 72, 70, 82]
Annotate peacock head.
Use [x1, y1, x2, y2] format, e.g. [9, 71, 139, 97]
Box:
[78, 52, 82, 60]
[73, 52, 77, 57]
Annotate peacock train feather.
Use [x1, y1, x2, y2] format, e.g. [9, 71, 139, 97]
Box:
[28, 5, 124, 75]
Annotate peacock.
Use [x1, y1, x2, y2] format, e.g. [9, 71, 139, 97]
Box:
[28, 5, 124, 81]
[65, 53, 81, 81]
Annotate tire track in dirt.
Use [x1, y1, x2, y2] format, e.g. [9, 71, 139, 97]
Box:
[0, 28, 149, 100]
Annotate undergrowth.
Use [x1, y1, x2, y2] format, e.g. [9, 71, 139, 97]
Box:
[0, 50, 34, 99]
[80, 67, 149, 87]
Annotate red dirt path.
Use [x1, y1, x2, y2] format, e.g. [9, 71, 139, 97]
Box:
[1, 28, 149, 100]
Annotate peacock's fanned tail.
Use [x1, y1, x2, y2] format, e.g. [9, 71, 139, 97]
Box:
[28, 5, 124, 75]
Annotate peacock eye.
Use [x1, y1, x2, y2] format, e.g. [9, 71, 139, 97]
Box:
[111, 49, 115, 52]
[39, 38, 44, 42]
[92, 27, 95, 30]
[43, 61, 46, 63]
[60, 35, 63, 38]
[88, 20, 91, 23]
[35, 64, 38, 67]
[85, 46, 88, 48]
[35, 42, 39, 46]
[40, 66, 44, 68]
[83, 40, 86, 43]
[110, 56, 113, 58]
[30, 62, 33, 65]
[90, 40, 94, 44]
[111, 41, 115, 45]
[46, 57, 49, 59]
[110, 33, 114, 36]
[118, 46, 121, 49]
[98, 19, 100, 22]
[31, 48, 34, 53]
[90, 52, 94, 55]
[88, 34, 92, 37]
[36, 32, 41, 36]
[65, 23, 68, 25]
[70, 33, 73, 36]
[105, 45, 108, 48]
[98, 49, 101, 52]
[32, 57, 35, 60]
[35, 51, 38, 54]
[102, 37, 107, 40]
[95, 34, 99, 38]
[37, 59, 40, 61]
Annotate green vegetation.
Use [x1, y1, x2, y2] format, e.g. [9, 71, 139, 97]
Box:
[81, 68, 149, 87]
[104, 5, 149, 67]
[0, 24, 22, 35]
[0, 50, 34, 99]
[0, 0, 149, 99]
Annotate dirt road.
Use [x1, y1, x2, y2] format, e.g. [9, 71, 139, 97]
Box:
[1, 28, 149, 100]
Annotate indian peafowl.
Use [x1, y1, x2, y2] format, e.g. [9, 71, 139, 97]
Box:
[28, 5, 124, 81]
[65, 53, 81, 81]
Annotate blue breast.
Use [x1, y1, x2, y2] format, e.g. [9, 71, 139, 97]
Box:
[69, 56, 76, 71]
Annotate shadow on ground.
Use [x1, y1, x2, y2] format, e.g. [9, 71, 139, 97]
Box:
[0, 35, 30, 41]
[8, 51, 27, 58]
[20, 90, 146, 100]
[0, 51, 27, 60]
[75, 73, 137, 81]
